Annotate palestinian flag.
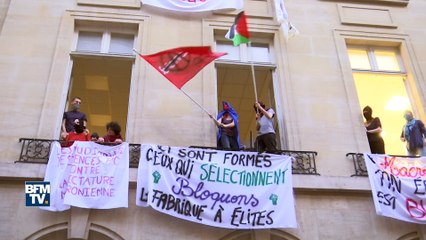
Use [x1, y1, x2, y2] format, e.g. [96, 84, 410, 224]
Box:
[225, 11, 250, 46]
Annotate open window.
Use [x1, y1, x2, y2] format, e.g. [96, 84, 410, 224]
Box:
[66, 21, 136, 139]
[215, 37, 281, 149]
[347, 45, 412, 155]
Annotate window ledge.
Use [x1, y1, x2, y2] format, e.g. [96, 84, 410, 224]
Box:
[77, 0, 141, 9]
[352, 69, 406, 75]
[70, 51, 136, 60]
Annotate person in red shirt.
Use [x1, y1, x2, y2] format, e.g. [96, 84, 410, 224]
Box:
[63, 119, 90, 147]
[98, 121, 123, 144]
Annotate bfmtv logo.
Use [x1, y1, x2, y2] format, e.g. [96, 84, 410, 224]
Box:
[25, 181, 50, 206]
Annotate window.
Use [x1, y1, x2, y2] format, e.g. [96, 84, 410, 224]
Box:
[216, 41, 271, 63]
[76, 32, 103, 52]
[75, 28, 134, 55]
[215, 33, 281, 149]
[66, 22, 137, 139]
[347, 45, 411, 155]
[348, 46, 404, 72]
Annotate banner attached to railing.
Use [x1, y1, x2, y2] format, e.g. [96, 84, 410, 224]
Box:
[364, 154, 426, 224]
[142, 0, 243, 12]
[42, 141, 129, 211]
[136, 144, 297, 229]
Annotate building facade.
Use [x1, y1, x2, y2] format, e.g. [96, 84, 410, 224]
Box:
[1, 0, 426, 239]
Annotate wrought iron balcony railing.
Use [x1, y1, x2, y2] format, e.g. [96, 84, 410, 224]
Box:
[346, 153, 368, 177]
[346, 152, 422, 177]
[17, 138, 319, 175]
[277, 150, 319, 175]
[18, 138, 141, 168]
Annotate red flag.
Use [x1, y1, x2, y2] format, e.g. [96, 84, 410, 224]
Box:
[139, 46, 226, 89]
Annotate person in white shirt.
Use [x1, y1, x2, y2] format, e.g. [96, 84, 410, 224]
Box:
[254, 101, 277, 153]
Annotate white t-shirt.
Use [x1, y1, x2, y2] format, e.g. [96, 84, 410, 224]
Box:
[257, 108, 275, 135]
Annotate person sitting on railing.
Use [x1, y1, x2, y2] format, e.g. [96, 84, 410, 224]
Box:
[254, 101, 277, 153]
[98, 121, 123, 144]
[63, 119, 91, 147]
[400, 110, 426, 156]
[209, 101, 241, 151]
[61, 97, 88, 139]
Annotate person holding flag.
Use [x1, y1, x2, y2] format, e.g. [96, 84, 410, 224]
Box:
[209, 101, 241, 151]
[254, 101, 278, 153]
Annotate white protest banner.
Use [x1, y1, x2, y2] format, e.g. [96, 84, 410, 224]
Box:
[365, 154, 426, 224]
[136, 144, 297, 229]
[42, 141, 129, 211]
[142, 0, 243, 12]
[274, 0, 299, 41]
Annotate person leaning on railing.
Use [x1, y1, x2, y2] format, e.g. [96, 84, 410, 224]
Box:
[98, 121, 123, 144]
[63, 119, 91, 147]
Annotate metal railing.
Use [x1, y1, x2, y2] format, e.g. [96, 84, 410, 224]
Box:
[346, 153, 368, 177]
[278, 150, 319, 175]
[346, 152, 422, 177]
[18, 138, 141, 168]
[17, 138, 319, 174]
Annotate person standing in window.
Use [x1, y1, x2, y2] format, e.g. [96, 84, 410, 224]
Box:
[98, 121, 123, 144]
[362, 106, 385, 154]
[209, 101, 240, 151]
[61, 97, 87, 139]
[254, 101, 277, 153]
[400, 110, 426, 156]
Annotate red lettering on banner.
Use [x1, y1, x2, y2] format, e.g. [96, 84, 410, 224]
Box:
[406, 198, 426, 219]
[380, 156, 426, 178]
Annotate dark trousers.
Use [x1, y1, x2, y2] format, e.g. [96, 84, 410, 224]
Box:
[256, 133, 277, 153]
[220, 133, 239, 150]
[369, 138, 385, 154]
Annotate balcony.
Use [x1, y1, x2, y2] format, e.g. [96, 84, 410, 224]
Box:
[17, 138, 319, 175]
[346, 153, 368, 177]
[346, 152, 422, 177]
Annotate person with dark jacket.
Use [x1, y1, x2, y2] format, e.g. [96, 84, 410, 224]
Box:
[61, 97, 87, 139]
[400, 110, 426, 156]
[363, 106, 385, 154]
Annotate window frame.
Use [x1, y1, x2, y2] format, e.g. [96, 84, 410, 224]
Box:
[67, 21, 139, 139]
[72, 21, 137, 58]
[333, 29, 426, 155]
[347, 45, 406, 74]
[213, 35, 288, 150]
[214, 36, 275, 67]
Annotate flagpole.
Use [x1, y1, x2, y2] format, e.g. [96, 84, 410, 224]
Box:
[248, 42, 259, 105]
[179, 89, 212, 116]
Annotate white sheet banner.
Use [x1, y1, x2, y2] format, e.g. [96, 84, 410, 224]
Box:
[136, 144, 297, 229]
[42, 141, 129, 211]
[365, 154, 426, 224]
[142, 0, 243, 12]
[274, 0, 299, 41]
